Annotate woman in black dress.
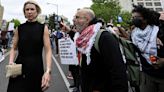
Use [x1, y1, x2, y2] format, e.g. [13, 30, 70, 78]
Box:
[7, 1, 52, 92]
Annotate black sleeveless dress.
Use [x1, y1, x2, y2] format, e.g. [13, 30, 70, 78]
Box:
[7, 21, 45, 92]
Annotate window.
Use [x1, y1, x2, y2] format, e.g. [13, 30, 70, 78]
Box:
[137, 2, 144, 6]
[148, 8, 154, 10]
[145, 0, 151, 1]
[154, 2, 161, 6]
[146, 2, 153, 6]
[156, 8, 163, 12]
[153, 0, 160, 1]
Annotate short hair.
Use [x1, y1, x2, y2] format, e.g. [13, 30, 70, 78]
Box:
[23, 0, 41, 14]
[78, 8, 95, 21]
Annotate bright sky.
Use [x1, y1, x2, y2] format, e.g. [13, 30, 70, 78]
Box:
[1, 0, 92, 23]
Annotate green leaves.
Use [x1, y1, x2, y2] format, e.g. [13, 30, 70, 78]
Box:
[91, 0, 132, 27]
[10, 19, 21, 29]
[48, 14, 55, 30]
[91, 0, 121, 23]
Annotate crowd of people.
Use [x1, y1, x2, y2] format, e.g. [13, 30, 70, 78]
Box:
[1, 0, 164, 92]
[0, 26, 13, 62]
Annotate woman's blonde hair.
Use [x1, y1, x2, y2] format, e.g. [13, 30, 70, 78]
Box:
[23, 0, 41, 14]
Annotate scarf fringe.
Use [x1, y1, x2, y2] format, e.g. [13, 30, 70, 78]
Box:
[74, 23, 102, 65]
[132, 25, 159, 64]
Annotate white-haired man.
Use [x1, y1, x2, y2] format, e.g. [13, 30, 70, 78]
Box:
[73, 8, 128, 92]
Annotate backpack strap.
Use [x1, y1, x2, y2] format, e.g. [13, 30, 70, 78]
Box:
[94, 29, 105, 53]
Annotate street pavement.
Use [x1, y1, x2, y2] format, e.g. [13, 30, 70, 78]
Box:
[0, 49, 74, 92]
[0, 49, 134, 92]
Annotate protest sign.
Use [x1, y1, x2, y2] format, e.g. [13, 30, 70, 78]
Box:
[58, 37, 78, 65]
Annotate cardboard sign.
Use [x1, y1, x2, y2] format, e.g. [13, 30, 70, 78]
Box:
[58, 37, 78, 65]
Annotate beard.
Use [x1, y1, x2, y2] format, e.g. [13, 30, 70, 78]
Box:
[75, 24, 88, 33]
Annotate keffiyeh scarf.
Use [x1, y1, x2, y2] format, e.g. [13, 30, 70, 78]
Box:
[131, 25, 159, 64]
[74, 23, 102, 65]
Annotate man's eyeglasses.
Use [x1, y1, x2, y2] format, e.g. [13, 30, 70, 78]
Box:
[73, 16, 86, 19]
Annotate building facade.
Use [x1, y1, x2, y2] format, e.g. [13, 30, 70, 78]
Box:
[118, 0, 133, 12]
[0, 4, 4, 28]
[118, 0, 164, 12]
[133, 0, 163, 12]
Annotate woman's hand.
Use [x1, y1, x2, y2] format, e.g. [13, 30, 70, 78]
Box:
[9, 61, 15, 65]
[41, 71, 51, 91]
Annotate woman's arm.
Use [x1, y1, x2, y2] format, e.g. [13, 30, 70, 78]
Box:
[42, 25, 52, 91]
[9, 29, 18, 64]
[43, 25, 52, 74]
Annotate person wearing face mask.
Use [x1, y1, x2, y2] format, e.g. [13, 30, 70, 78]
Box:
[7, 1, 52, 92]
[131, 5, 164, 92]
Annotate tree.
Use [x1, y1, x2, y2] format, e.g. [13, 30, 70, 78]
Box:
[91, 0, 132, 28]
[10, 19, 21, 29]
[119, 11, 132, 28]
[48, 14, 62, 31]
[91, 0, 121, 24]
[48, 14, 55, 30]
